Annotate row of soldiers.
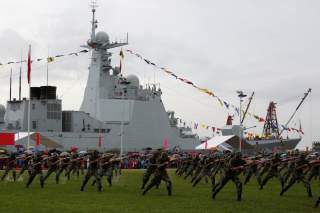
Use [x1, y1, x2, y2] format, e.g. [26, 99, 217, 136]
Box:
[0, 149, 121, 191]
[2, 148, 320, 207]
[175, 150, 320, 207]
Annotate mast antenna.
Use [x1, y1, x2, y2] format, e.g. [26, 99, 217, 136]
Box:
[19, 50, 22, 101]
[89, 0, 98, 43]
[9, 68, 12, 101]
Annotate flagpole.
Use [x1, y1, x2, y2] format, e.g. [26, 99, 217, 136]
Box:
[27, 77, 31, 148]
[46, 47, 49, 86]
[27, 45, 31, 148]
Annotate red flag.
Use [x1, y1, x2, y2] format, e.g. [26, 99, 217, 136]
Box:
[0, 133, 15, 146]
[163, 137, 169, 150]
[204, 140, 208, 149]
[36, 133, 40, 146]
[27, 45, 31, 84]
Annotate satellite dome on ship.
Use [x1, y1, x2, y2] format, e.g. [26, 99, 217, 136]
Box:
[95, 31, 109, 43]
[126, 74, 140, 88]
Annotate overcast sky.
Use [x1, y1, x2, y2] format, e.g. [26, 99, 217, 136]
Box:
[0, 0, 318, 149]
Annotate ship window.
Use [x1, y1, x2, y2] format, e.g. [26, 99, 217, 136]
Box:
[47, 103, 61, 120]
[32, 104, 35, 110]
[32, 121, 37, 129]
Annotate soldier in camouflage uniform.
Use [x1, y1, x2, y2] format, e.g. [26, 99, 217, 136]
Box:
[80, 150, 102, 192]
[142, 152, 172, 196]
[259, 153, 284, 190]
[55, 153, 71, 184]
[280, 153, 312, 197]
[141, 149, 162, 189]
[212, 152, 246, 201]
[65, 152, 81, 179]
[42, 152, 60, 184]
[92, 153, 114, 187]
[1, 152, 17, 182]
[26, 152, 44, 188]
[17, 151, 32, 179]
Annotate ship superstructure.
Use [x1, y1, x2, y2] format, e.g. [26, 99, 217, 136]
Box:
[0, 5, 200, 151]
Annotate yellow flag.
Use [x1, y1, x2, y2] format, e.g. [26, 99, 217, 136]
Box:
[47, 57, 54, 63]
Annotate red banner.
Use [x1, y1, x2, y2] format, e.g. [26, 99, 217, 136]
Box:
[0, 133, 15, 146]
[36, 133, 40, 146]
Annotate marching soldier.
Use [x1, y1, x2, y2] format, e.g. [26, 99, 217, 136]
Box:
[80, 150, 102, 192]
[65, 152, 81, 179]
[56, 152, 71, 184]
[141, 149, 162, 189]
[92, 153, 114, 187]
[259, 153, 284, 190]
[26, 152, 44, 188]
[42, 152, 60, 184]
[280, 153, 312, 197]
[17, 151, 32, 179]
[1, 152, 17, 182]
[142, 151, 172, 196]
[212, 152, 246, 201]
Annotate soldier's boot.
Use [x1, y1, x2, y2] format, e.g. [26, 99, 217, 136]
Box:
[166, 181, 172, 196]
[55, 171, 61, 184]
[13, 171, 17, 182]
[280, 178, 284, 189]
[237, 182, 242, 201]
[107, 176, 112, 187]
[40, 176, 44, 188]
[306, 183, 312, 197]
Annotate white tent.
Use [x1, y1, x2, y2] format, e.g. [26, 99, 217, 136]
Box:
[195, 135, 235, 150]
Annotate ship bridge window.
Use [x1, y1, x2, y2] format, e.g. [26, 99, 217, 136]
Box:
[47, 103, 61, 120]
[94, 128, 106, 133]
[32, 121, 37, 129]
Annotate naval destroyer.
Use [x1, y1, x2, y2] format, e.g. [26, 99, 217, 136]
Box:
[0, 5, 200, 151]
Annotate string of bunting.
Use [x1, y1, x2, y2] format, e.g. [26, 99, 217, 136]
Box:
[177, 117, 303, 137]
[124, 49, 266, 124]
[0, 49, 89, 67]
[176, 118, 222, 133]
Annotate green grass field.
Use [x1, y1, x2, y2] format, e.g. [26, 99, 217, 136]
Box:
[0, 169, 319, 213]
